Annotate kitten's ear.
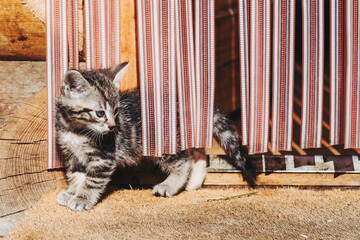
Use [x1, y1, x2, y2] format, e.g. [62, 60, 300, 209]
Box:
[62, 70, 91, 98]
[109, 62, 129, 89]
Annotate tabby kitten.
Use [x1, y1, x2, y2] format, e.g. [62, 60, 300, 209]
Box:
[56, 62, 252, 211]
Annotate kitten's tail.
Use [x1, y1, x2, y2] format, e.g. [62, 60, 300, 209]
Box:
[212, 106, 256, 186]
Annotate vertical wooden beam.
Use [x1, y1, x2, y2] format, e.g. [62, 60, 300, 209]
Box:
[120, 0, 138, 91]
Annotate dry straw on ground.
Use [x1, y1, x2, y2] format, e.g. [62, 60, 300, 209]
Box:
[6, 187, 360, 240]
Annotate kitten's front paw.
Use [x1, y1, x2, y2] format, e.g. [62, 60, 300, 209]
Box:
[152, 183, 177, 197]
[57, 191, 71, 206]
[57, 192, 94, 211]
[67, 197, 94, 211]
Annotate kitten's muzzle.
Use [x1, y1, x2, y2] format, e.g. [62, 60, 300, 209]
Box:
[106, 118, 116, 132]
[108, 125, 116, 132]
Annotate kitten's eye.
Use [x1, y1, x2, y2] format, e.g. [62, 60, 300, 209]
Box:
[95, 110, 105, 118]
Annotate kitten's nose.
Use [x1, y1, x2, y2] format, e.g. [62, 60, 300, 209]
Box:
[107, 118, 116, 132]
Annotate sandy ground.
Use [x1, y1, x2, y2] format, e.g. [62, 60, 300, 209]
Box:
[5, 187, 360, 240]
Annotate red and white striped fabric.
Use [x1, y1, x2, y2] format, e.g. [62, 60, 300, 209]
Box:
[194, 0, 216, 149]
[271, 0, 296, 151]
[137, 0, 166, 157]
[67, 0, 79, 70]
[175, 0, 196, 151]
[344, 0, 360, 148]
[137, 0, 215, 156]
[84, 0, 121, 69]
[301, 0, 324, 149]
[248, 0, 271, 154]
[238, 0, 250, 146]
[330, 0, 345, 145]
[322, 0, 360, 149]
[47, 0, 68, 168]
[161, 0, 177, 155]
[137, 0, 162, 156]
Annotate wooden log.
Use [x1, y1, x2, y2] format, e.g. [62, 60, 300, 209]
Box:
[0, 61, 47, 130]
[0, 88, 66, 218]
[0, 0, 46, 60]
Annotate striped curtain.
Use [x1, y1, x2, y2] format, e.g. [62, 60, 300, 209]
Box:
[84, 0, 121, 69]
[47, 0, 215, 165]
[239, 0, 290, 154]
[271, 0, 295, 152]
[136, 0, 215, 156]
[47, 0, 122, 168]
[248, 0, 271, 154]
[301, 0, 324, 149]
[239, 0, 360, 154]
[47, 1, 360, 168]
[343, 0, 360, 148]
[47, 0, 69, 168]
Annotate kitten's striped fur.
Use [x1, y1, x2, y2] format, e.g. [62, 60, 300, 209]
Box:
[56, 63, 252, 211]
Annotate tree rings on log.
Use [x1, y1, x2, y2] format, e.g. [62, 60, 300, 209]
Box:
[0, 88, 66, 218]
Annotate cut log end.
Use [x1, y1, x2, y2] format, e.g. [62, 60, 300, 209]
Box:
[0, 88, 66, 218]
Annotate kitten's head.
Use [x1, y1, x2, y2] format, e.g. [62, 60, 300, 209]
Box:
[58, 62, 129, 135]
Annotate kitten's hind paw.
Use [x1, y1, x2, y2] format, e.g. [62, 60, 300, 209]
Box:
[152, 184, 177, 198]
[57, 191, 71, 206]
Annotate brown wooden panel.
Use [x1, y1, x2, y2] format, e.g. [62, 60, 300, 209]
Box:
[119, 0, 138, 91]
[215, 2, 239, 67]
[215, 61, 240, 113]
[215, 0, 238, 11]
[205, 138, 226, 155]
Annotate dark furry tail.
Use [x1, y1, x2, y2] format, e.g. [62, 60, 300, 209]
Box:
[212, 107, 256, 186]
